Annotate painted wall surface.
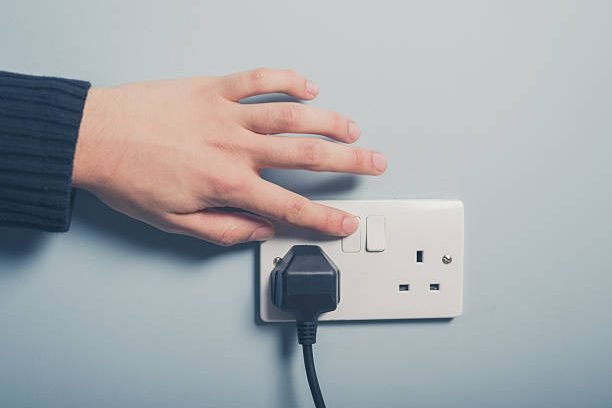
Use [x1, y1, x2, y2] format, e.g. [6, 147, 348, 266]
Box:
[1, 1, 611, 407]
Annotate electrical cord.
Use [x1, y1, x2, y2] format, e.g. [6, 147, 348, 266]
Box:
[303, 344, 325, 408]
[270, 245, 340, 408]
[298, 320, 325, 408]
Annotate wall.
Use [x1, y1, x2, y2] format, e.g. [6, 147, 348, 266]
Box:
[1, 1, 611, 407]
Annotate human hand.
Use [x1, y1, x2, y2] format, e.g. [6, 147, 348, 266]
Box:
[72, 68, 387, 246]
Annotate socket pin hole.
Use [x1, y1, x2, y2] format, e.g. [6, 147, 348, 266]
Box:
[399, 284, 410, 292]
[416, 250, 424, 263]
[429, 283, 440, 291]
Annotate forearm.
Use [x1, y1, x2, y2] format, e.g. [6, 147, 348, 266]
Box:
[0, 71, 90, 231]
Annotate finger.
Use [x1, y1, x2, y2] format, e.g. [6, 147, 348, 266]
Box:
[241, 102, 360, 143]
[167, 209, 274, 246]
[221, 68, 318, 101]
[234, 179, 359, 236]
[253, 136, 387, 175]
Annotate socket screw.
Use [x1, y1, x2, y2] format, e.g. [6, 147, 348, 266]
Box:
[442, 254, 453, 265]
[273, 257, 282, 266]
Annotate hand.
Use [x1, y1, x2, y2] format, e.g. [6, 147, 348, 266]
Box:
[73, 68, 387, 246]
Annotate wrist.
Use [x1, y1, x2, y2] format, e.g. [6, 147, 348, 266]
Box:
[73, 87, 113, 191]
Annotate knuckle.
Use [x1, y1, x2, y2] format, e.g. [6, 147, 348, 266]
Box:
[331, 112, 345, 133]
[300, 139, 325, 167]
[352, 148, 368, 169]
[216, 224, 242, 246]
[283, 68, 300, 83]
[284, 198, 308, 225]
[249, 68, 269, 87]
[223, 177, 245, 195]
[284, 68, 298, 77]
[276, 103, 300, 128]
[209, 174, 245, 199]
[323, 209, 342, 233]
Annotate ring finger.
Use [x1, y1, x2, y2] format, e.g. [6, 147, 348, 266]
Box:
[241, 102, 360, 143]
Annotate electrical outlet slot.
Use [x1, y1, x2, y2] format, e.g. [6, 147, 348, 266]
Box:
[416, 250, 424, 263]
[398, 284, 410, 292]
[429, 283, 440, 291]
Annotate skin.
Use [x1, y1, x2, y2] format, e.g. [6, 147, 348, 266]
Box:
[72, 68, 387, 246]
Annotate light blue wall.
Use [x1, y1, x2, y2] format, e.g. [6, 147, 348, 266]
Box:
[1, 1, 611, 407]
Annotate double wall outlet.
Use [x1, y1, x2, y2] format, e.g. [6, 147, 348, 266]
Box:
[259, 199, 464, 322]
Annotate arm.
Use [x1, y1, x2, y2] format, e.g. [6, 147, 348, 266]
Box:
[2, 68, 387, 245]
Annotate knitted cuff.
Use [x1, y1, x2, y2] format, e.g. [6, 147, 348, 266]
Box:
[0, 70, 91, 231]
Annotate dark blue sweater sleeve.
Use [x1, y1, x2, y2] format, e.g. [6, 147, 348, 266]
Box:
[0, 71, 91, 232]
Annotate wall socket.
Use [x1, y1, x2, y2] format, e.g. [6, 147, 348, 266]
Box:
[259, 199, 464, 322]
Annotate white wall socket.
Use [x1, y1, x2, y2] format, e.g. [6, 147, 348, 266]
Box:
[259, 199, 464, 322]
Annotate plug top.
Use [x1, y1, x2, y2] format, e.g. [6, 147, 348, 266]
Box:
[270, 245, 340, 323]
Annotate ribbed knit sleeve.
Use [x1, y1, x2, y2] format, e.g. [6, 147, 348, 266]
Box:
[0, 71, 91, 232]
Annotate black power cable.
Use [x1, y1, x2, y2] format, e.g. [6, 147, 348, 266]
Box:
[298, 320, 325, 407]
[303, 344, 325, 408]
[270, 245, 340, 408]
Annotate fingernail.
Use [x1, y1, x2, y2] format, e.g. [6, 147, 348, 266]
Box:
[306, 80, 319, 97]
[372, 152, 388, 173]
[249, 226, 274, 241]
[347, 121, 361, 141]
[342, 216, 359, 235]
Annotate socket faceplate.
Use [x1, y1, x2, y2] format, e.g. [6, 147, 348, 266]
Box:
[259, 199, 464, 322]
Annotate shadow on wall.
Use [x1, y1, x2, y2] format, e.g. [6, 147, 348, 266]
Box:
[262, 171, 360, 198]
[71, 191, 245, 261]
[0, 226, 47, 264]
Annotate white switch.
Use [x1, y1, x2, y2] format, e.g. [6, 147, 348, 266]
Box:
[366, 215, 386, 252]
[341, 217, 361, 253]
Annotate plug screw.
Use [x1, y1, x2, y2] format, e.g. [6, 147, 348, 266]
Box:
[442, 254, 453, 264]
[273, 257, 282, 266]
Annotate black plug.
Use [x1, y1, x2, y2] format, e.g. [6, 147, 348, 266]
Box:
[270, 245, 340, 408]
[271, 245, 340, 344]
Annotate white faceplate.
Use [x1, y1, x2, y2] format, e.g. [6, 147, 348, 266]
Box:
[259, 199, 464, 322]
